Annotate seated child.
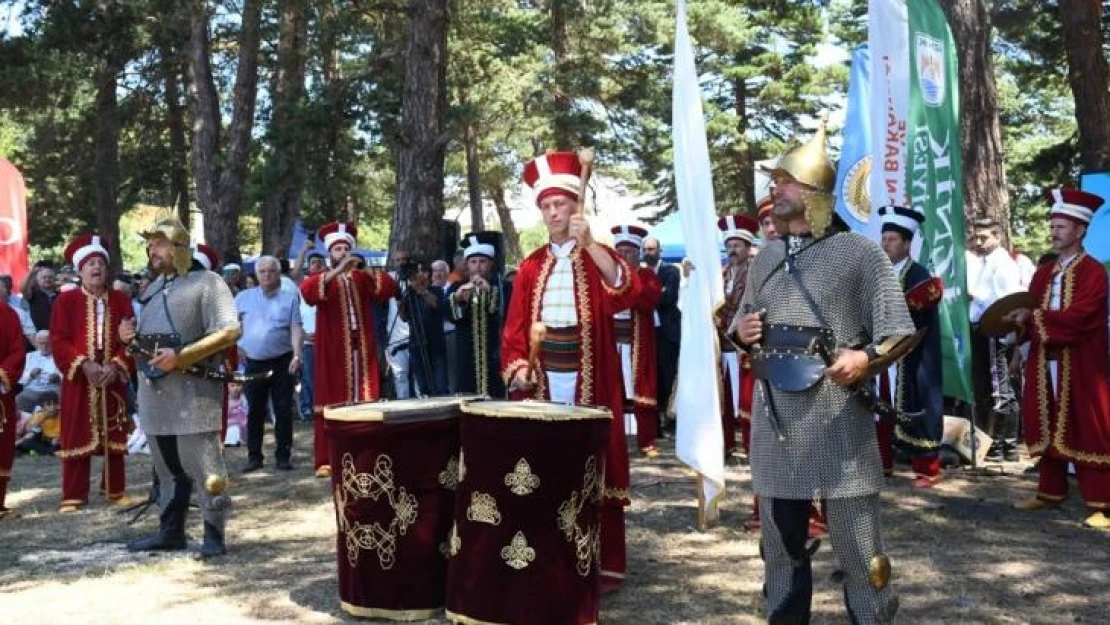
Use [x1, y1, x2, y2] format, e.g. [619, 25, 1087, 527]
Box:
[16, 391, 61, 456]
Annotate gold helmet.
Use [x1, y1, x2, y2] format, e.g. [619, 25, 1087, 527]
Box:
[768, 121, 837, 237]
[140, 217, 193, 275]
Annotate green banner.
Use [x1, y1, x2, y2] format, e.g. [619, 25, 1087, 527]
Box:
[907, 0, 973, 403]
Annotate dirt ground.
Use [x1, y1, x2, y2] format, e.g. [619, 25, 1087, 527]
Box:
[1, 422, 1107, 624]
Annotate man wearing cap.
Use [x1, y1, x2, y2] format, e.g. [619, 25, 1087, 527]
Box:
[967, 217, 1023, 461]
[1006, 188, 1110, 530]
[611, 225, 663, 457]
[120, 218, 240, 558]
[877, 205, 945, 487]
[501, 150, 639, 591]
[449, 232, 510, 397]
[0, 295, 26, 520]
[717, 215, 758, 465]
[48, 234, 136, 512]
[757, 195, 778, 243]
[300, 222, 397, 478]
[737, 125, 915, 622]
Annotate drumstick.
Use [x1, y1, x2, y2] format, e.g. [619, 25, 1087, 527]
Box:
[576, 148, 594, 217]
[527, 322, 547, 384]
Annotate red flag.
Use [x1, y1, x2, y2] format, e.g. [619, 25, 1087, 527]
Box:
[0, 158, 29, 287]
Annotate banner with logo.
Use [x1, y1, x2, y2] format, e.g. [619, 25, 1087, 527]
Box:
[834, 45, 873, 233]
[868, 0, 910, 243]
[672, 0, 726, 527]
[0, 158, 29, 287]
[907, 0, 973, 403]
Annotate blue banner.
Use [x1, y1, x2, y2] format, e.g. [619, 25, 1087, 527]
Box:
[834, 45, 873, 234]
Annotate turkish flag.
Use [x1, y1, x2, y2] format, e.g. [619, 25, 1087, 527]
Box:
[0, 158, 29, 287]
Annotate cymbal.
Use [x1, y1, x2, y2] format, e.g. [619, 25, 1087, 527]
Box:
[977, 291, 1036, 336]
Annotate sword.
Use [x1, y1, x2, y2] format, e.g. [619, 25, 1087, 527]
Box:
[128, 343, 272, 384]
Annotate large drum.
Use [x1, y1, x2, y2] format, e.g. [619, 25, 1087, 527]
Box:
[446, 400, 612, 625]
[325, 397, 472, 621]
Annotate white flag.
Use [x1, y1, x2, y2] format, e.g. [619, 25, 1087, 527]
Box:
[672, 0, 726, 527]
[868, 0, 911, 243]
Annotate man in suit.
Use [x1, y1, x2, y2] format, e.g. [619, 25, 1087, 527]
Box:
[642, 237, 680, 436]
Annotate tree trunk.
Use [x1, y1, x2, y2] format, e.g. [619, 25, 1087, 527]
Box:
[318, 0, 342, 221]
[732, 71, 755, 216]
[938, 0, 1011, 244]
[459, 88, 484, 231]
[392, 0, 449, 261]
[186, 0, 262, 265]
[94, 61, 123, 276]
[1057, 0, 1110, 172]
[487, 180, 523, 266]
[160, 46, 190, 226]
[549, 0, 574, 148]
[261, 0, 308, 257]
[185, 0, 221, 231]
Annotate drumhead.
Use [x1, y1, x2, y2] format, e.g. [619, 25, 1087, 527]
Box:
[462, 399, 611, 421]
[324, 395, 482, 422]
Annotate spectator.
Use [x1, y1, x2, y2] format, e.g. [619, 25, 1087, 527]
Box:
[15, 391, 61, 455]
[243, 273, 258, 289]
[224, 382, 248, 447]
[235, 255, 303, 472]
[222, 263, 243, 294]
[298, 268, 319, 420]
[431, 260, 458, 393]
[16, 330, 61, 414]
[0, 274, 35, 343]
[21, 263, 58, 331]
[384, 250, 413, 398]
[398, 259, 449, 396]
[447, 250, 466, 285]
[136, 270, 152, 297]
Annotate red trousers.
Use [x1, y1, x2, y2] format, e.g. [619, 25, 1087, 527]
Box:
[600, 503, 626, 584]
[315, 411, 330, 469]
[1037, 454, 1110, 510]
[61, 453, 126, 505]
[739, 418, 752, 454]
[911, 455, 940, 479]
[631, 405, 658, 451]
[0, 409, 15, 509]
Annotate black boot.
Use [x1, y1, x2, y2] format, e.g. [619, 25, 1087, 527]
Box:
[127, 478, 190, 552]
[196, 521, 227, 560]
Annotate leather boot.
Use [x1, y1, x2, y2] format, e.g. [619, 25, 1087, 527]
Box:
[196, 521, 227, 559]
[127, 478, 190, 552]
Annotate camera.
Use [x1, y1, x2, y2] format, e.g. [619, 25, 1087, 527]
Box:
[397, 260, 418, 281]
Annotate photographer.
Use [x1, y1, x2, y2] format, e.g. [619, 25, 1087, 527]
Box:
[397, 258, 449, 396]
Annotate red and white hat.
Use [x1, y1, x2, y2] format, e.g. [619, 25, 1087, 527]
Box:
[610, 224, 648, 249]
[63, 233, 109, 269]
[757, 196, 774, 221]
[523, 151, 583, 206]
[1045, 188, 1103, 225]
[193, 243, 220, 271]
[718, 215, 758, 244]
[318, 222, 357, 250]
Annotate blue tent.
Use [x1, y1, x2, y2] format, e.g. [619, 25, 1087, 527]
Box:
[1081, 172, 1110, 264]
[287, 221, 386, 267]
[648, 212, 739, 264]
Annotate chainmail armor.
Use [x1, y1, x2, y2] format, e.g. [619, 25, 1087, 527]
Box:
[743, 232, 915, 500]
[137, 270, 239, 436]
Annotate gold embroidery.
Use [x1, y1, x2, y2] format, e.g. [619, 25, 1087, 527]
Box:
[438, 455, 461, 491]
[334, 453, 419, 569]
[556, 456, 602, 577]
[500, 531, 535, 570]
[466, 491, 502, 525]
[504, 458, 540, 496]
[501, 358, 529, 386]
[603, 487, 630, 502]
[528, 252, 557, 400]
[439, 522, 462, 558]
[473, 290, 490, 396]
[572, 249, 595, 405]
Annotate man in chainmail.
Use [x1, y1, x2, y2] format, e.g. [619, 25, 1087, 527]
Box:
[121, 218, 240, 559]
[737, 126, 916, 623]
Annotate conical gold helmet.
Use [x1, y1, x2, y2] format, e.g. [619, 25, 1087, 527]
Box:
[770, 122, 835, 193]
[141, 217, 193, 275]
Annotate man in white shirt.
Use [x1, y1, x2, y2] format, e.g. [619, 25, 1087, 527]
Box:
[1, 275, 35, 344]
[967, 218, 1022, 461]
[16, 330, 61, 414]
